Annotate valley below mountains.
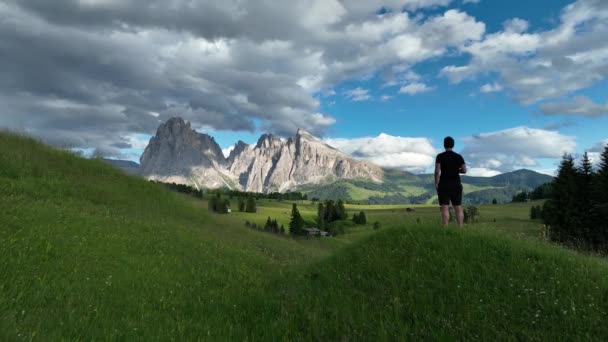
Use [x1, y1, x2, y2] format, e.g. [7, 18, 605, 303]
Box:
[107, 117, 553, 204]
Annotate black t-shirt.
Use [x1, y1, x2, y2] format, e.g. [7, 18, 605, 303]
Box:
[436, 151, 465, 184]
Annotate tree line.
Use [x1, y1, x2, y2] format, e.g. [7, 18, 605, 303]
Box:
[225, 189, 308, 201]
[150, 181, 204, 199]
[316, 199, 347, 230]
[542, 147, 608, 252]
[512, 183, 553, 203]
[245, 218, 286, 235]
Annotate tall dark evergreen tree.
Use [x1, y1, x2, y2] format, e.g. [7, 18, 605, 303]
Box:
[591, 144, 608, 248]
[530, 206, 537, 220]
[596, 144, 608, 203]
[336, 200, 347, 220]
[208, 195, 217, 212]
[289, 203, 304, 236]
[218, 198, 230, 214]
[358, 211, 367, 224]
[577, 152, 594, 242]
[246, 194, 257, 213]
[238, 197, 246, 212]
[324, 200, 336, 223]
[544, 154, 580, 243]
[272, 219, 279, 233]
[317, 203, 326, 230]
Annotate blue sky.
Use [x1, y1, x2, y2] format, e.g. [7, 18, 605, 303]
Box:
[1, 0, 607, 176]
[203, 0, 608, 176]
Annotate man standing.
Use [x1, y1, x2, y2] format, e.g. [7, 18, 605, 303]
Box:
[434, 137, 467, 227]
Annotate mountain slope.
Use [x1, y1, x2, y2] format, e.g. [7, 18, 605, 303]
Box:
[462, 169, 553, 188]
[302, 168, 553, 204]
[0, 131, 334, 340]
[102, 158, 140, 175]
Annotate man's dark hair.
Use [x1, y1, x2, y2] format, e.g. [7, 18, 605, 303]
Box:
[444, 136, 455, 149]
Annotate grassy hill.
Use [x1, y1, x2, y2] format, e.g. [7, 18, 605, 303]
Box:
[301, 168, 552, 205]
[1, 132, 607, 340]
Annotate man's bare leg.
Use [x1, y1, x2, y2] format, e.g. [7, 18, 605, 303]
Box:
[440, 205, 450, 226]
[454, 205, 464, 227]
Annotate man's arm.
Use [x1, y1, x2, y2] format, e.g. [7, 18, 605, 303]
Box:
[459, 164, 467, 174]
[434, 162, 441, 190]
[459, 155, 467, 174]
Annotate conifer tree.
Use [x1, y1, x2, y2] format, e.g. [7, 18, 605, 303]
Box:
[544, 154, 579, 243]
[272, 219, 279, 233]
[208, 195, 217, 212]
[245, 194, 257, 213]
[265, 217, 272, 231]
[530, 206, 537, 220]
[577, 152, 594, 241]
[221, 198, 230, 214]
[358, 211, 367, 224]
[337, 200, 347, 220]
[591, 144, 608, 248]
[597, 144, 608, 203]
[317, 203, 326, 230]
[324, 200, 335, 223]
[238, 197, 246, 212]
[208, 192, 224, 213]
[289, 203, 304, 236]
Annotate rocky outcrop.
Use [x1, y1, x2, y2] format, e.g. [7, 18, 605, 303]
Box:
[227, 129, 383, 193]
[140, 117, 384, 192]
[226, 140, 249, 166]
[139, 117, 238, 189]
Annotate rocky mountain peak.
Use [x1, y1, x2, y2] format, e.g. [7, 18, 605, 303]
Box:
[140, 119, 384, 193]
[227, 140, 250, 165]
[295, 128, 315, 140]
[139, 118, 232, 187]
[255, 133, 282, 149]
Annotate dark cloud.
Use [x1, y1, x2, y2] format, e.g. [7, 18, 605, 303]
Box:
[0, 0, 484, 155]
[539, 96, 608, 117]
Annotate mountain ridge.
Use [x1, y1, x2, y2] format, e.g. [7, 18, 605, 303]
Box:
[140, 117, 383, 193]
[115, 117, 553, 202]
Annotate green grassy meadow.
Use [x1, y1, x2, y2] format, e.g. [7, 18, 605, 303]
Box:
[1, 132, 607, 340]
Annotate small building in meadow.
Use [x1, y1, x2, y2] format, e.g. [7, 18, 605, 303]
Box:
[303, 228, 321, 236]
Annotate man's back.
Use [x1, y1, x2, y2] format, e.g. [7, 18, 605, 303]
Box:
[436, 150, 465, 184]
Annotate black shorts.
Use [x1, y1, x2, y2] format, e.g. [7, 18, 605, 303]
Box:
[437, 182, 463, 206]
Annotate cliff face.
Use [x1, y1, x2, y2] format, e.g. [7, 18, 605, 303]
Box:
[140, 118, 383, 192]
[139, 117, 237, 189]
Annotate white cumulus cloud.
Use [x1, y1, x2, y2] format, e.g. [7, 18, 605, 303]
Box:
[467, 168, 501, 177]
[344, 87, 371, 101]
[461, 126, 576, 174]
[324, 133, 438, 172]
[399, 82, 433, 95]
[480, 82, 503, 93]
[441, 0, 608, 104]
